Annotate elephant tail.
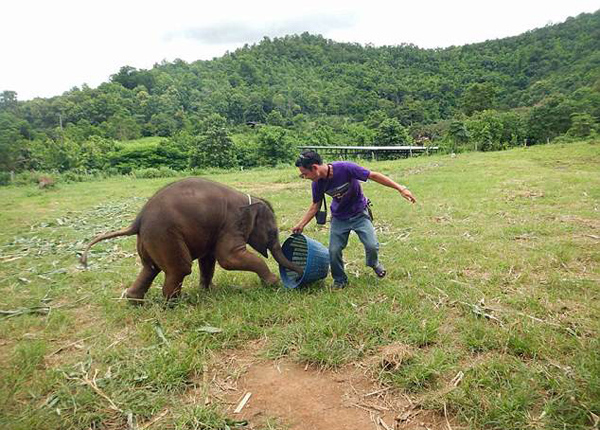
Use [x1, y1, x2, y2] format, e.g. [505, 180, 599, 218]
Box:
[80, 222, 139, 267]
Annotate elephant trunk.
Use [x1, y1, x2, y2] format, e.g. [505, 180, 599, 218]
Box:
[270, 242, 304, 276]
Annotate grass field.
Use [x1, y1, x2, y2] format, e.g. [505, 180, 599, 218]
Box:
[0, 141, 598, 429]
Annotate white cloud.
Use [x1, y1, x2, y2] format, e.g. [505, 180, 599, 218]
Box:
[166, 12, 357, 44]
[1, 0, 598, 100]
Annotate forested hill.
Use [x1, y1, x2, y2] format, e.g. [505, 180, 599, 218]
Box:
[0, 10, 598, 175]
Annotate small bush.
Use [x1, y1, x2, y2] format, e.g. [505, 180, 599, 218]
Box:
[104, 167, 121, 177]
[131, 167, 179, 179]
[12, 171, 53, 186]
[157, 166, 180, 177]
[0, 171, 11, 186]
[109, 139, 188, 173]
[38, 175, 56, 189]
[62, 170, 88, 183]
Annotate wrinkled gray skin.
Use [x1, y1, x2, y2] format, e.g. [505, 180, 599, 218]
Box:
[81, 178, 303, 301]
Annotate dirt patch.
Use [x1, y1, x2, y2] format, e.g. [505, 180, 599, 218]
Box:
[233, 182, 305, 194]
[558, 215, 600, 231]
[402, 162, 444, 177]
[506, 189, 545, 201]
[197, 341, 450, 430]
[231, 361, 390, 429]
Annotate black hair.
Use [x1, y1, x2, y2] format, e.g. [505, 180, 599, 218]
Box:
[295, 150, 322, 169]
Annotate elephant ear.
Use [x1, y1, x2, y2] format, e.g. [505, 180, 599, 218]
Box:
[237, 203, 258, 237]
[251, 243, 269, 258]
[238, 203, 269, 258]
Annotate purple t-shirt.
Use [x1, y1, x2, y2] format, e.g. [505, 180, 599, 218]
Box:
[312, 161, 370, 220]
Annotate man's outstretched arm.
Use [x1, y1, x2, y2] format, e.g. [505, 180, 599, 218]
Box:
[368, 171, 416, 203]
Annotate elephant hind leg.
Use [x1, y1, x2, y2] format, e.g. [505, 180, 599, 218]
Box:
[199, 254, 216, 289]
[142, 234, 192, 300]
[127, 264, 160, 303]
[162, 270, 190, 299]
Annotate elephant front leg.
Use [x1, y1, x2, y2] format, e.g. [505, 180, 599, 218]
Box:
[217, 247, 279, 285]
[199, 254, 216, 289]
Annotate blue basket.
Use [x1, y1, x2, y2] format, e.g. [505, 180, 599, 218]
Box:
[279, 234, 330, 288]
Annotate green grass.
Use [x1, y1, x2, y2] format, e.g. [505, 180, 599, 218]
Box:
[0, 141, 599, 429]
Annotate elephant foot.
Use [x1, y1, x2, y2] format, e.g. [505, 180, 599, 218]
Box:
[162, 286, 182, 301]
[125, 288, 147, 305]
[262, 273, 280, 286]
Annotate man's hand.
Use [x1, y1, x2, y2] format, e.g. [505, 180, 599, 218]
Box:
[400, 188, 416, 203]
[292, 224, 304, 234]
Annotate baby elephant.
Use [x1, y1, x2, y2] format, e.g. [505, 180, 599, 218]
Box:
[80, 178, 303, 301]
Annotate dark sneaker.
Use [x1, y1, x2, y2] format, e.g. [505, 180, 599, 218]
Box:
[331, 281, 348, 289]
[373, 264, 387, 278]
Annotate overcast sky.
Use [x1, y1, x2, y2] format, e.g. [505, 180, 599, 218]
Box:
[2, 0, 598, 101]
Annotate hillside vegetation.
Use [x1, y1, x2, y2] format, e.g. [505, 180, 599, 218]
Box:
[0, 142, 598, 429]
[0, 11, 599, 177]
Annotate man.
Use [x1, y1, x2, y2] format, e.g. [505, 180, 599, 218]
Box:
[292, 150, 416, 289]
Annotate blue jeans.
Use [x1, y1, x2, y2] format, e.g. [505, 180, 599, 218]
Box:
[329, 210, 380, 285]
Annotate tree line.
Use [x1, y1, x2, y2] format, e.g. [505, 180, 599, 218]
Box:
[0, 10, 598, 181]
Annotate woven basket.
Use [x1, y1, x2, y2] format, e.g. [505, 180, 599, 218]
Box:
[279, 234, 329, 288]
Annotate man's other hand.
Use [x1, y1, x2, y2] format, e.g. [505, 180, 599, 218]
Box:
[401, 188, 417, 203]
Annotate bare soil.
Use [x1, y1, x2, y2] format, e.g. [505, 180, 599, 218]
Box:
[197, 341, 450, 430]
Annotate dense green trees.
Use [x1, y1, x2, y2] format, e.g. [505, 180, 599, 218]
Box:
[256, 125, 296, 165]
[190, 114, 237, 169]
[375, 119, 412, 146]
[461, 83, 498, 116]
[0, 11, 598, 175]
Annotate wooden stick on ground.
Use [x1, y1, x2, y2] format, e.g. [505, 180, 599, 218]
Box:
[444, 402, 453, 430]
[139, 409, 169, 430]
[378, 416, 393, 430]
[234, 392, 252, 413]
[81, 371, 122, 413]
